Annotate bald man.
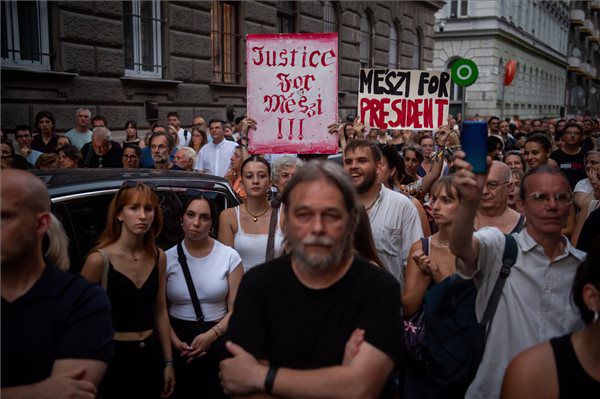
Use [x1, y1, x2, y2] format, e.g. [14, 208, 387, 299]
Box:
[474, 161, 525, 234]
[1, 170, 113, 398]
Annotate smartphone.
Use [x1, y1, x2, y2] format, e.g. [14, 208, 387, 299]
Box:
[461, 121, 488, 174]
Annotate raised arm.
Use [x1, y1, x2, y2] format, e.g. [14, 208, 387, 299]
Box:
[402, 240, 432, 317]
[449, 151, 488, 274]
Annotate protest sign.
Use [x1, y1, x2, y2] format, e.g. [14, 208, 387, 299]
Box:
[358, 69, 450, 130]
[246, 33, 338, 154]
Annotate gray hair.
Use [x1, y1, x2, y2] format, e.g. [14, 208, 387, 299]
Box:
[281, 160, 359, 235]
[76, 108, 91, 118]
[92, 126, 111, 142]
[271, 156, 303, 182]
[584, 150, 600, 164]
[177, 146, 197, 162]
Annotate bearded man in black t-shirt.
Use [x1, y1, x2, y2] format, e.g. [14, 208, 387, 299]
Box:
[220, 161, 404, 399]
[550, 123, 587, 189]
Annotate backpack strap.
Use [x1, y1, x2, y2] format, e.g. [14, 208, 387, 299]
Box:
[97, 249, 109, 291]
[265, 202, 280, 262]
[177, 241, 204, 324]
[481, 234, 518, 334]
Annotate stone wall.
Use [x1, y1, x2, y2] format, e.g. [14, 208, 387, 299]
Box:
[1, 1, 441, 134]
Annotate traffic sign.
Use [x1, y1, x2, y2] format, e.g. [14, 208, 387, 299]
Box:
[451, 58, 479, 87]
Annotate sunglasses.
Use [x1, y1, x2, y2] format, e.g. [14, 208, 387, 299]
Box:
[186, 188, 218, 199]
[121, 180, 158, 190]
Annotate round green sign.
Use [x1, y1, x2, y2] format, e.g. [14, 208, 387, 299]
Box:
[451, 58, 479, 87]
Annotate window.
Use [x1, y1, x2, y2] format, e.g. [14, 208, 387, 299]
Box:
[323, 1, 338, 33]
[448, 59, 464, 101]
[388, 22, 399, 68]
[1, 0, 50, 70]
[277, 1, 296, 33]
[449, 0, 468, 18]
[412, 29, 423, 69]
[123, 0, 162, 78]
[359, 11, 373, 68]
[212, 1, 239, 83]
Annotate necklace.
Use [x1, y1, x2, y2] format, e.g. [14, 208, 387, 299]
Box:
[436, 236, 449, 248]
[365, 192, 381, 213]
[244, 202, 270, 222]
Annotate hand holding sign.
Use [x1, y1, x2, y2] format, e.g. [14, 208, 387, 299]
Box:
[358, 69, 450, 131]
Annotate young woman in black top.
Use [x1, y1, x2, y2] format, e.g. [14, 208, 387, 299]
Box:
[501, 241, 600, 398]
[82, 182, 175, 398]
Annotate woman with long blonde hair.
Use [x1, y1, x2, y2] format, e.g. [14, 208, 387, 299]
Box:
[81, 181, 175, 399]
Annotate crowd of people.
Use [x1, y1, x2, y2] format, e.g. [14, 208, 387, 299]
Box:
[2, 108, 599, 399]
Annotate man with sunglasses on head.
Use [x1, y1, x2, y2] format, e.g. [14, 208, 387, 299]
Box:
[450, 154, 586, 399]
[475, 161, 524, 234]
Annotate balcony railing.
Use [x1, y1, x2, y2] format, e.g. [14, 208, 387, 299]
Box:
[580, 19, 594, 35]
[568, 57, 583, 73]
[570, 9, 585, 25]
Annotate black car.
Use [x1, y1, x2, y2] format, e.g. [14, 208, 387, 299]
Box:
[35, 168, 240, 272]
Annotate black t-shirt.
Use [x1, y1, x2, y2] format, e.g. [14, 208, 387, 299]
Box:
[576, 208, 600, 253]
[228, 255, 403, 371]
[549, 149, 586, 190]
[83, 141, 123, 168]
[1, 265, 113, 387]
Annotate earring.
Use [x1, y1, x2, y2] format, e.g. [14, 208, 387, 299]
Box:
[594, 311, 599, 323]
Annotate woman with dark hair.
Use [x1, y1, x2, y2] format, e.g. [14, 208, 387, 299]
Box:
[219, 155, 284, 272]
[354, 205, 385, 268]
[58, 144, 83, 168]
[35, 153, 59, 169]
[81, 182, 175, 399]
[502, 241, 600, 398]
[166, 193, 243, 398]
[379, 144, 431, 237]
[122, 144, 142, 169]
[402, 176, 464, 398]
[403, 144, 426, 180]
[124, 120, 146, 149]
[32, 110, 59, 153]
[56, 135, 71, 151]
[523, 133, 558, 170]
[188, 127, 207, 153]
[418, 135, 436, 174]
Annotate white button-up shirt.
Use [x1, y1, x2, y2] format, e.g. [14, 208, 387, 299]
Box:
[458, 227, 586, 399]
[368, 185, 423, 290]
[194, 139, 237, 177]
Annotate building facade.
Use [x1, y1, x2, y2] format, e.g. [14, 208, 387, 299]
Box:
[433, 0, 571, 119]
[1, 0, 442, 134]
[566, 1, 600, 115]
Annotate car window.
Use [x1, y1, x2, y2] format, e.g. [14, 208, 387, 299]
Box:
[52, 187, 233, 273]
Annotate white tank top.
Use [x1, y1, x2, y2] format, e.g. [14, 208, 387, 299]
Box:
[233, 206, 284, 272]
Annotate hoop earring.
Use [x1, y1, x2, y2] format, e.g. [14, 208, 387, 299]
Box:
[594, 311, 599, 323]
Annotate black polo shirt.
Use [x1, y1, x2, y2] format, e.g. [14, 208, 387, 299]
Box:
[1, 265, 113, 387]
[31, 133, 59, 154]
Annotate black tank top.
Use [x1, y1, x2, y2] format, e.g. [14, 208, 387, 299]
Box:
[106, 259, 158, 332]
[550, 333, 600, 398]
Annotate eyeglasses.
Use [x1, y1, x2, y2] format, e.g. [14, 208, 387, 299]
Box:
[186, 188, 217, 199]
[485, 181, 510, 190]
[527, 192, 572, 205]
[122, 155, 139, 160]
[121, 180, 157, 190]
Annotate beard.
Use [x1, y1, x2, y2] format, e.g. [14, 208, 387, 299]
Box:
[289, 230, 353, 271]
[356, 168, 377, 194]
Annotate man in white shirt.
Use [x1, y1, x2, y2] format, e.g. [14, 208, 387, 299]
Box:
[450, 154, 585, 399]
[195, 119, 238, 177]
[343, 140, 423, 290]
[64, 109, 93, 149]
[167, 111, 190, 147]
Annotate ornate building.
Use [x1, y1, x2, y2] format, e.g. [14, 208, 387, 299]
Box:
[1, 1, 442, 133]
[433, 0, 571, 119]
